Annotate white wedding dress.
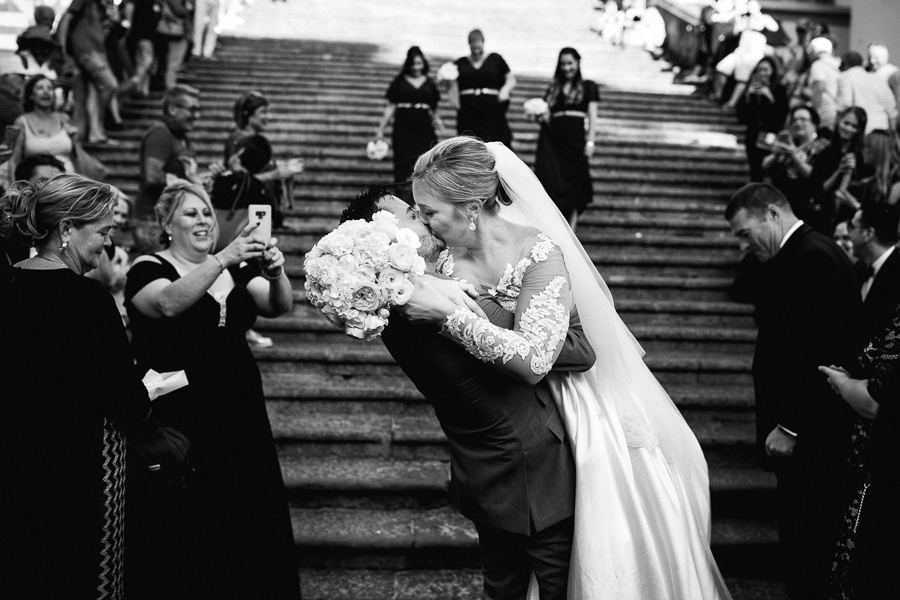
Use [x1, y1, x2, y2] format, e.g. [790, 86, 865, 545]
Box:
[443, 143, 732, 599]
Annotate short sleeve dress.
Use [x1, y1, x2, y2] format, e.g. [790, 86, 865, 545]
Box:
[534, 80, 600, 220]
[454, 53, 513, 146]
[385, 75, 440, 183]
[1, 268, 151, 599]
[123, 256, 300, 599]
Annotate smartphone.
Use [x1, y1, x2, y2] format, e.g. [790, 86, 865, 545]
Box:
[248, 204, 272, 244]
[4, 125, 22, 148]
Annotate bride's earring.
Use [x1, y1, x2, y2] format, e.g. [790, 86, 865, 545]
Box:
[468, 221, 477, 232]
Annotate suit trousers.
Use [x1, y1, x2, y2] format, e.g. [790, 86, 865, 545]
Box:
[475, 516, 574, 600]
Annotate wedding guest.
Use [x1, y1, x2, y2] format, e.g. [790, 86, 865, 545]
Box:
[451, 29, 516, 146]
[820, 302, 900, 598]
[847, 202, 900, 343]
[715, 28, 768, 109]
[124, 180, 299, 599]
[763, 105, 829, 218]
[837, 51, 897, 134]
[223, 90, 303, 231]
[375, 46, 442, 183]
[738, 56, 789, 181]
[867, 42, 900, 127]
[809, 106, 868, 234]
[807, 36, 841, 135]
[123, 0, 163, 97]
[13, 152, 65, 183]
[533, 47, 599, 229]
[7, 75, 76, 182]
[0, 174, 151, 597]
[832, 221, 855, 262]
[725, 182, 862, 599]
[155, 0, 191, 89]
[135, 84, 201, 252]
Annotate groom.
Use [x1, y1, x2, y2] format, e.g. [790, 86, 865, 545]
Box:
[341, 187, 592, 600]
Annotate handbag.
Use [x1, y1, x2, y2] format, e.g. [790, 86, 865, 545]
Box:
[155, 0, 186, 37]
[128, 422, 194, 491]
[71, 140, 108, 181]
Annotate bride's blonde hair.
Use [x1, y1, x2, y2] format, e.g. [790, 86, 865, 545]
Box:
[411, 136, 512, 214]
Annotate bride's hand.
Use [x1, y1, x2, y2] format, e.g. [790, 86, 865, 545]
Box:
[400, 274, 486, 323]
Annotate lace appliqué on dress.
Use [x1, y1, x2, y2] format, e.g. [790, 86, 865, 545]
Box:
[444, 275, 570, 375]
[620, 413, 660, 451]
[436, 249, 455, 276]
[489, 233, 557, 313]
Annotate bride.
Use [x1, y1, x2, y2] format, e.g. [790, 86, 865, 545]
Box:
[407, 136, 732, 599]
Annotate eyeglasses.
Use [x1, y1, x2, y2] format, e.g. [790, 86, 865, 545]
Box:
[173, 103, 201, 114]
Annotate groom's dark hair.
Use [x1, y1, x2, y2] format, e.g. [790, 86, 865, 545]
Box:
[341, 185, 412, 223]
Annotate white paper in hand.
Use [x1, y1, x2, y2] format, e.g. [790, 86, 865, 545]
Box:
[142, 369, 190, 401]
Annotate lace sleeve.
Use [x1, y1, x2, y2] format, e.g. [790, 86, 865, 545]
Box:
[442, 239, 573, 379]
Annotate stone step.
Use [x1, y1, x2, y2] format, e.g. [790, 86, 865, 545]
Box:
[289, 505, 778, 576]
[260, 370, 756, 410]
[296, 568, 787, 600]
[267, 403, 756, 458]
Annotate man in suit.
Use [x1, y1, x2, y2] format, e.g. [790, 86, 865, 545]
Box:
[341, 187, 588, 600]
[848, 202, 900, 343]
[725, 183, 863, 600]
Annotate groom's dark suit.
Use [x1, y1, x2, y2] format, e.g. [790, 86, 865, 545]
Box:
[381, 297, 591, 598]
[859, 248, 900, 344]
[752, 223, 863, 599]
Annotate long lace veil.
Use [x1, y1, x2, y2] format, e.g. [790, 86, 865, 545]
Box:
[487, 141, 714, 533]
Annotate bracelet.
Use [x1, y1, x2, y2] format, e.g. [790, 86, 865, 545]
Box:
[261, 267, 284, 281]
[212, 254, 225, 272]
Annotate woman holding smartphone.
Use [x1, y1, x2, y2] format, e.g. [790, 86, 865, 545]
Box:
[123, 180, 298, 599]
[738, 56, 789, 182]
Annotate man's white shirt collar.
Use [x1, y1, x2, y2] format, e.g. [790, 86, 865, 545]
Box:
[870, 245, 896, 278]
[780, 220, 804, 249]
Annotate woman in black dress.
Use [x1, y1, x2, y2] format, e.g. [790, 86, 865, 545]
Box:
[533, 47, 600, 229]
[737, 56, 789, 182]
[0, 174, 151, 599]
[124, 180, 299, 599]
[451, 29, 516, 146]
[375, 46, 442, 183]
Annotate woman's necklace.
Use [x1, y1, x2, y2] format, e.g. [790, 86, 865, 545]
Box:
[36, 253, 67, 267]
[29, 111, 55, 136]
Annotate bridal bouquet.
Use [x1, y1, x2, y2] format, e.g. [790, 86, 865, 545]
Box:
[304, 211, 426, 340]
[523, 98, 550, 118]
[436, 62, 459, 82]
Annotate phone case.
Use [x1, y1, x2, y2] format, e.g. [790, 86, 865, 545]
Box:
[248, 204, 272, 242]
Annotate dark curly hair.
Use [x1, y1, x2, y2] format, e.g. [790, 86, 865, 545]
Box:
[340, 186, 408, 224]
[400, 46, 430, 77]
[22, 74, 53, 113]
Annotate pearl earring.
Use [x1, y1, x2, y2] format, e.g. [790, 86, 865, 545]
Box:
[59, 240, 68, 252]
[468, 221, 477, 232]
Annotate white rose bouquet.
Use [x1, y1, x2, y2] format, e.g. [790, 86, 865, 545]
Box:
[523, 97, 550, 118]
[304, 211, 426, 340]
[436, 62, 459, 82]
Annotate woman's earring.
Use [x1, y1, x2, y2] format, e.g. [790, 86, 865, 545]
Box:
[468, 221, 477, 232]
[59, 240, 68, 252]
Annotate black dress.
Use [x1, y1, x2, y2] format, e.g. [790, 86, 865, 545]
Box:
[123, 256, 300, 599]
[534, 80, 600, 221]
[386, 75, 440, 183]
[737, 84, 788, 182]
[455, 53, 513, 146]
[1, 268, 151, 599]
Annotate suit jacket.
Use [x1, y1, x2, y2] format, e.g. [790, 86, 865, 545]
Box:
[752, 224, 864, 464]
[861, 248, 900, 344]
[381, 297, 592, 536]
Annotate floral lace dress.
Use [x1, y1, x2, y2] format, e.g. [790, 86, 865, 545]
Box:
[830, 319, 900, 599]
[440, 233, 731, 599]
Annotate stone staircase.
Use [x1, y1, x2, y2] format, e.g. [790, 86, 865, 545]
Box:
[89, 3, 787, 596]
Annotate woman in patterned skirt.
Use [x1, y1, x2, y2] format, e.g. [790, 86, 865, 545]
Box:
[0, 174, 151, 599]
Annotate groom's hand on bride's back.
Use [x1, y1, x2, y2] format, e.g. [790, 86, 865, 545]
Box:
[400, 274, 486, 323]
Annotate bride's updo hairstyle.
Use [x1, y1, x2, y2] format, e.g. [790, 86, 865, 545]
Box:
[0, 173, 118, 250]
[411, 136, 512, 215]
